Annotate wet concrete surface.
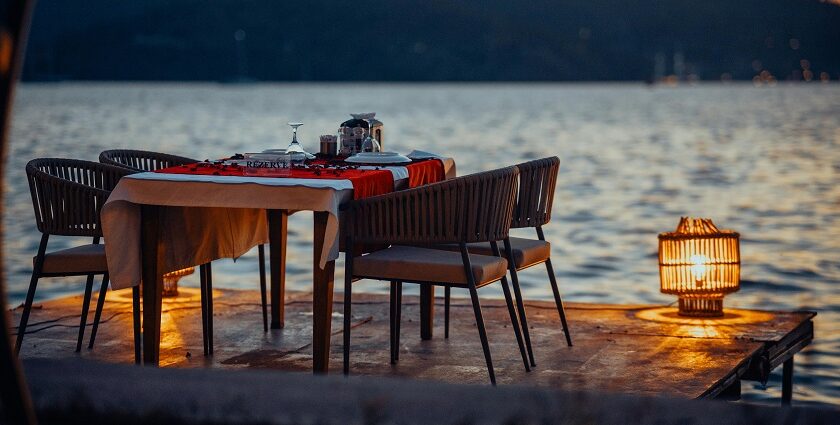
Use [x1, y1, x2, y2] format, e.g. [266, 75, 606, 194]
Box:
[10, 288, 814, 399]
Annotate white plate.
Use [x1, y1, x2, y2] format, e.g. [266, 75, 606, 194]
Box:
[345, 152, 411, 165]
[260, 148, 314, 159]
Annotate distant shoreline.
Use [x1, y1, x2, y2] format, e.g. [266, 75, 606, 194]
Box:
[17, 80, 838, 87]
[20, 79, 840, 86]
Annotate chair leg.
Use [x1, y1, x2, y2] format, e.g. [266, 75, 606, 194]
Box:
[467, 283, 495, 385]
[199, 264, 209, 356]
[460, 244, 496, 385]
[444, 286, 450, 339]
[396, 281, 402, 362]
[17, 234, 48, 356]
[502, 239, 536, 367]
[133, 285, 141, 364]
[76, 274, 96, 352]
[500, 274, 530, 372]
[206, 263, 214, 355]
[258, 244, 268, 332]
[388, 280, 397, 364]
[545, 257, 573, 347]
[343, 248, 353, 376]
[88, 273, 109, 349]
[390, 281, 397, 365]
[15, 272, 41, 356]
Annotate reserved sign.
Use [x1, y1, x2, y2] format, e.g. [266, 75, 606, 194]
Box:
[242, 155, 291, 176]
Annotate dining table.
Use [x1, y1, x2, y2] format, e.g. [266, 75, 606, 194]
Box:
[101, 153, 455, 372]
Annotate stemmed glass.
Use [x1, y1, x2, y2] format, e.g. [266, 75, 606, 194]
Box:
[286, 122, 311, 163]
[360, 118, 381, 153]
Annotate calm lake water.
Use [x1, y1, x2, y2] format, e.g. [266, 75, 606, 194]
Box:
[6, 83, 839, 407]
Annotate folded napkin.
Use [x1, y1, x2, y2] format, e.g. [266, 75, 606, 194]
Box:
[406, 150, 444, 160]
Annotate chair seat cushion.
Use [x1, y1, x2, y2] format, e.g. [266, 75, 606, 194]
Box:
[436, 237, 550, 269]
[352, 245, 508, 286]
[36, 244, 107, 275]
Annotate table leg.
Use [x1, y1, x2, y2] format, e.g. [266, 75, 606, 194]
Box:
[782, 357, 794, 405]
[140, 205, 163, 366]
[420, 284, 435, 340]
[312, 211, 335, 373]
[268, 209, 287, 329]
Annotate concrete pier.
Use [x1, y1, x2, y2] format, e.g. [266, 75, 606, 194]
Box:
[10, 288, 813, 400]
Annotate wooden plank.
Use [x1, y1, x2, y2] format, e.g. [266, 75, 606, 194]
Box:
[767, 320, 814, 366]
[741, 320, 814, 383]
[698, 344, 761, 399]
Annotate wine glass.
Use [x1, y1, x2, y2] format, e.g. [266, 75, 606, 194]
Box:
[361, 119, 381, 153]
[286, 122, 310, 163]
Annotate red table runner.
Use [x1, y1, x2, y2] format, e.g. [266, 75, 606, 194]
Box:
[154, 158, 445, 200]
[405, 158, 446, 188]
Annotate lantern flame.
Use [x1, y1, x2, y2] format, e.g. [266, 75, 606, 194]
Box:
[689, 254, 709, 284]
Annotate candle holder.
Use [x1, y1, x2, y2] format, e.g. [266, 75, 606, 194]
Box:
[658, 217, 740, 317]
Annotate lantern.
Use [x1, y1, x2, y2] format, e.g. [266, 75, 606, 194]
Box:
[658, 217, 740, 317]
[162, 267, 195, 297]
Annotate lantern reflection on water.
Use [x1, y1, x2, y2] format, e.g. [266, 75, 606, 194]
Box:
[658, 217, 741, 317]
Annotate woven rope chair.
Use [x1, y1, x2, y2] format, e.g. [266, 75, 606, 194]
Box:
[19, 158, 136, 358]
[440, 157, 571, 368]
[342, 166, 529, 385]
[99, 149, 269, 356]
[98, 149, 197, 173]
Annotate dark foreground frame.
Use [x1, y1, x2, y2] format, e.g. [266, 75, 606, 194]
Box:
[22, 358, 837, 424]
[0, 0, 37, 423]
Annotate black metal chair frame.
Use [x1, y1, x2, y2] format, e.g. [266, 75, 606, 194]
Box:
[442, 157, 573, 369]
[342, 166, 529, 385]
[99, 149, 270, 357]
[19, 158, 137, 358]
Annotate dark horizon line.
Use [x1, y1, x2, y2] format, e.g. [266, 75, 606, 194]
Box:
[18, 78, 837, 85]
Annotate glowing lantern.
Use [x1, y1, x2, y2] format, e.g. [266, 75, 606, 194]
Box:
[162, 267, 195, 297]
[658, 217, 740, 317]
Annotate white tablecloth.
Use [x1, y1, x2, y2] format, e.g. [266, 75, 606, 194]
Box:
[102, 159, 455, 290]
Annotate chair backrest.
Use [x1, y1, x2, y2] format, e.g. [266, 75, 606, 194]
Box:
[26, 158, 133, 237]
[99, 149, 197, 172]
[511, 156, 560, 229]
[344, 166, 519, 245]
